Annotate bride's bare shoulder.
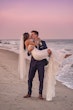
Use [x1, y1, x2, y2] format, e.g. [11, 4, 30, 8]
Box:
[25, 39, 35, 46]
[25, 39, 30, 46]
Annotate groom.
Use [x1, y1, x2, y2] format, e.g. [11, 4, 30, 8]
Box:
[24, 30, 51, 99]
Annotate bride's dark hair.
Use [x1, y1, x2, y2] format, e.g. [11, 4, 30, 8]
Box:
[23, 32, 29, 50]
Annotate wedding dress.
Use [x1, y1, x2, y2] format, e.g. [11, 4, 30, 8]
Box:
[18, 36, 70, 101]
[30, 46, 66, 101]
[28, 45, 49, 60]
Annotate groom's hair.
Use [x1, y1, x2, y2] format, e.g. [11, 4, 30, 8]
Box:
[31, 30, 39, 36]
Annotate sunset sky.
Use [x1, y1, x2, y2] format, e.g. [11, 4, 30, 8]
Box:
[0, 0, 73, 39]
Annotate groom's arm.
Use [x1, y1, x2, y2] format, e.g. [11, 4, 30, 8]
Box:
[41, 41, 52, 56]
[43, 41, 47, 49]
[40, 40, 47, 50]
[40, 40, 49, 65]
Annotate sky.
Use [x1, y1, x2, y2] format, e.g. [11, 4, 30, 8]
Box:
[0, 0, 73, 39]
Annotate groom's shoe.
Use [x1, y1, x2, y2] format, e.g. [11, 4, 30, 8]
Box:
[38, 94, 44, 100]
[23, 94, 31, 98]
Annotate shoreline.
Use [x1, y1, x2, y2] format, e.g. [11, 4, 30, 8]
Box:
[0, 49, 73, 110]
[0, 47, 73, 90]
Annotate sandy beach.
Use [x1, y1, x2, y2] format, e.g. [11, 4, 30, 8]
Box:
[0, 49, 73, 110]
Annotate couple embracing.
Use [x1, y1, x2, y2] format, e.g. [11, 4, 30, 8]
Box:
[19, 30, 72, 101]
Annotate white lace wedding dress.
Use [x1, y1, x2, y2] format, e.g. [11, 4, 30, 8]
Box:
[31, 47, 66, 101]
[19, 42, 68, 101]
[19, 36, 72, 101]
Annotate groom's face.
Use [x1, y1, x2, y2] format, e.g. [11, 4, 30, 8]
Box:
[31, 32, 38, 40]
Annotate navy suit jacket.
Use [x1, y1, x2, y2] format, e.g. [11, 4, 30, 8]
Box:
[29, 40, 48, 66]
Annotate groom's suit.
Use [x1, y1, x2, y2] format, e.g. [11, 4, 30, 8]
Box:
[28, 40, 48, 95]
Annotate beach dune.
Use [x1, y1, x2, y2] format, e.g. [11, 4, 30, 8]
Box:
[0, 49, 73, 110]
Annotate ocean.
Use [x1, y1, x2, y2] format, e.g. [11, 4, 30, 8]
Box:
[0, 39, 73, 89]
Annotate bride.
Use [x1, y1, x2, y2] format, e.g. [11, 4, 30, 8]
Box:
[19, 32, 72, 101]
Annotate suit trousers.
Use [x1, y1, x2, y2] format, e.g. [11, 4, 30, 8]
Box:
[28, 60, 45, 95]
